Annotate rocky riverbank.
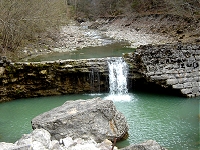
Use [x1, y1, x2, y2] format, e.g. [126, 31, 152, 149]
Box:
[1, 14, 199, 62]
[61, 14, 200, 51]
[95, 14, 200, 48]
[0, 128, 166, 150]
[21, 21, 170, 61]
[18, 14, 194, 61]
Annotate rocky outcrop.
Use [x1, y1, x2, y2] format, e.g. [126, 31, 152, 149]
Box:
[120, 140, 167, 150]
[31, 97, 129, 142]
[0, 129, 52, 150]
[0, 58, 110, 102]
[0, 128, 118, 150]
[124, 43, 200, 97]
[0, 128, 166, 150]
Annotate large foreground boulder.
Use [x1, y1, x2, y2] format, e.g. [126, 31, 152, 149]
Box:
[31, 97, 129, 142]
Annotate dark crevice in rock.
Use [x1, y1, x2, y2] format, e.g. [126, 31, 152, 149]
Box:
[129, 78, 183, 97]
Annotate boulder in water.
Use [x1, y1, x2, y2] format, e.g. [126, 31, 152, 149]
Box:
[120, 140, 168, 150]
[31, 97, 129, 142]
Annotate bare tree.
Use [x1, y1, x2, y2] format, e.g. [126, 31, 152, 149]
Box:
[0, 0, 68, 52]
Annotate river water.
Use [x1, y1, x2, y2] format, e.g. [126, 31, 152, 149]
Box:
[26, 42, 134, 61]
[0, 92, 199, 150]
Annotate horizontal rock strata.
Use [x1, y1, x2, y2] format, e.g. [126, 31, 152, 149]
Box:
[0, 58, 110, 102]
[124, 43, 200, 97]
[120, 140, 167, 150]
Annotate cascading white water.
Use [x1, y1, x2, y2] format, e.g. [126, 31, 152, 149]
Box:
[108, 57, 128, 94]
[106, 57, 131, 101]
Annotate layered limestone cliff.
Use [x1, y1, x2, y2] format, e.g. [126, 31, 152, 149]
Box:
[124, 43, 200, 97]
[0, 58, 110, 102]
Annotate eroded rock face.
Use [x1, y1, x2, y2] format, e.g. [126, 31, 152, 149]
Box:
[0, 58, 109, 102]
[124, 43, 200, 97]
[31, 97, 129, 142]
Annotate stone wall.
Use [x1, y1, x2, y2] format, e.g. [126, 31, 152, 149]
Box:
[124, 43, 200, 97]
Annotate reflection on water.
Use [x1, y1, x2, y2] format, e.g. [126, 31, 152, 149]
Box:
[0, 92, 199, 150]
[26, 42, 134, 62]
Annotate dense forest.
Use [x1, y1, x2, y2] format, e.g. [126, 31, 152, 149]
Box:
[0, 0, 200, 54]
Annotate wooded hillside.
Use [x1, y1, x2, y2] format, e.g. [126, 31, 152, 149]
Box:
[69, 0, 200, 19]
[0, 0, 200, 55]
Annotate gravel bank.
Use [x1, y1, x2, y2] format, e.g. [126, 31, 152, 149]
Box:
[98, 19, 174, 48]
[20, 14, 200, 61]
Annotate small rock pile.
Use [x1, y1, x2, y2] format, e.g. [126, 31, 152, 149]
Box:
[0, 128, 117, 150]
[0, 128, 166, 150]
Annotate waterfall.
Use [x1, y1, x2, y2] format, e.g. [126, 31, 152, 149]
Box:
[106, 57, 131, 101]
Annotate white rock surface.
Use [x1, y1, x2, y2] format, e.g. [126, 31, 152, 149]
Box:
[0, 129, 117, 150]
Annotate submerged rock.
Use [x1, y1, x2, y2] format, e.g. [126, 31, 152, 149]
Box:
[120, 140, 168, 150]
[31, 97, 129, 142]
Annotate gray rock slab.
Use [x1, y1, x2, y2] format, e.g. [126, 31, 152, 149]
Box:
[31, 97, 129, 142]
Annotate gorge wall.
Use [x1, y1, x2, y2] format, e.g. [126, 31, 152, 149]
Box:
[0, 58, 112, 102]
[0, 43, 199, 102]
[124, 43, 200, 98]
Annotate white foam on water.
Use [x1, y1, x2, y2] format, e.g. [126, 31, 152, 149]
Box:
[104, 94, 132, 102]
